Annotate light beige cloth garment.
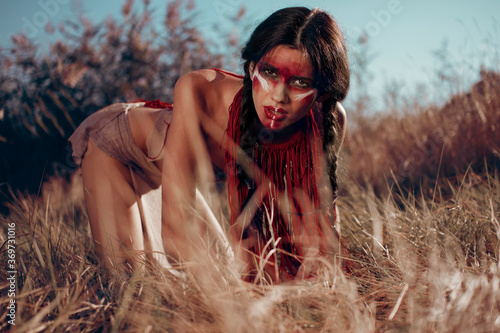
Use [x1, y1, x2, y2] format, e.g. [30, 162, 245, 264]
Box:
[69, 102, 229, 269]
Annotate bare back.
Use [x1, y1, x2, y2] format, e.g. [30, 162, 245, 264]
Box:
[128, 69, 242, 171]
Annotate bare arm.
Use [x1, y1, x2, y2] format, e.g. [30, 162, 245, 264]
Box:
[160, 72, 211, 263]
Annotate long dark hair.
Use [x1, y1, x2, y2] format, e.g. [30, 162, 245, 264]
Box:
[239, 7, 350, 204]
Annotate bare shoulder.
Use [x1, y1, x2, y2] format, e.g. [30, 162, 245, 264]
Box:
[181, 68, 243, 83]
[175, 69, 243, 115]
[336, 103, 346, 128]
[175, 69, 242, 93]
[335, 102, 347, 153]
[170, 69, 243, 169]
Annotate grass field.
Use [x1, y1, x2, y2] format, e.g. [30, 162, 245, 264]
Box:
[1, 168, 499, 332]
[1, 68, 499, 332]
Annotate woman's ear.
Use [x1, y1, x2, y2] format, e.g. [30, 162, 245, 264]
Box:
[249, 61, 255, 77]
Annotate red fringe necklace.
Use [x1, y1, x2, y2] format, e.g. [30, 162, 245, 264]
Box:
[224, 88, 333, 282]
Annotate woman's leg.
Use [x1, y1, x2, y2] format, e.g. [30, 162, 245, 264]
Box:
[80, 106, 231, 272]
[81, 138, 145, 271]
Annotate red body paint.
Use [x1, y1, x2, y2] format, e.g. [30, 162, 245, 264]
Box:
[251, 45, 318, 133]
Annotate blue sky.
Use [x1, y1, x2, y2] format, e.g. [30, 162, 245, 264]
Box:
[2, 0, 499, 109]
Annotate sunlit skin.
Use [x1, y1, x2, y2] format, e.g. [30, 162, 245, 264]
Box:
[77, 5, 350, 283]
[250, 45, 320, 135]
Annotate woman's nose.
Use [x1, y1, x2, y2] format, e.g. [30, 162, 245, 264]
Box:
[270, 83, 289, 104]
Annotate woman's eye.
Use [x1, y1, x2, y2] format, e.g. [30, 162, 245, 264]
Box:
[262, 69, 277, 78]
[294, 79, 310, 88]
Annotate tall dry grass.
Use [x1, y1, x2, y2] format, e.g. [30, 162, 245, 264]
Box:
[1, 162, 499, 331]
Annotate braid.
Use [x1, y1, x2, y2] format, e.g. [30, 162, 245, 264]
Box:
[321, 98, 340, 202]
[239, 73, 256, 157]
[236, 70, 257, 190]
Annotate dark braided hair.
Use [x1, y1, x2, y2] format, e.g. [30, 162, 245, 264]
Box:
[238, 7, 350, 208]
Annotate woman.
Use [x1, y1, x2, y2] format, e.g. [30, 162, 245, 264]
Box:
[70, 7, 349, 283]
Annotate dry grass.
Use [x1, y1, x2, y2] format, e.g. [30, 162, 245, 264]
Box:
[0, 172, 372, 332]
[1, 163, 499, 332]
[339, 172, 500, 331]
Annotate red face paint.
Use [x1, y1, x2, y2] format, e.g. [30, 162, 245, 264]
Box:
[251, 45, 318, 133]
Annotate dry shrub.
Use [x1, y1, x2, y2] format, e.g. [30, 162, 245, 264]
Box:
[345, 70, 500, 198]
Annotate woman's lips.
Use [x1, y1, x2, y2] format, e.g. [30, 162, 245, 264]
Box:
[264, 106, 287, 121]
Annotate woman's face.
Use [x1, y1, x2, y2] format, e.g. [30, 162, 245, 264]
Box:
[250, 45, 319, 132]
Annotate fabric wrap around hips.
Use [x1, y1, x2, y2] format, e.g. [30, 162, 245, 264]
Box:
[68, 102, 173, 189]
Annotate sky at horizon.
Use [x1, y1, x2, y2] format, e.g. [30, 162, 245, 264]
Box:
[2, 0, 499, 110]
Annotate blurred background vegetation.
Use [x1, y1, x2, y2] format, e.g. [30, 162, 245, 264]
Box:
[0, 0, 242, 213]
